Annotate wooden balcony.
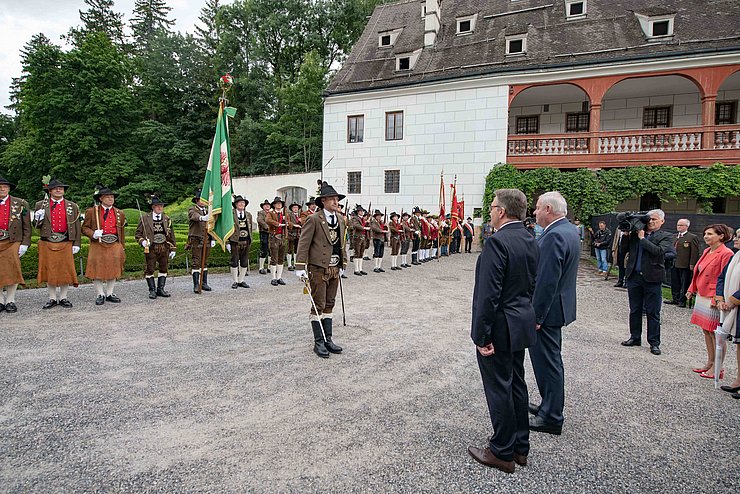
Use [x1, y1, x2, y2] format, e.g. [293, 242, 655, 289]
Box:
[507, 125, 740, 169]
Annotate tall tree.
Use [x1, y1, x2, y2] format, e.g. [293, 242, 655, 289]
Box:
[195, 0, 222, 57]
[131, 0, 175, 51]
[75, 0, 126, 46]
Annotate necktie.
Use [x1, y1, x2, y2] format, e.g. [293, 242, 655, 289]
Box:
[329, 215, 336, 227]
[155, 214, 160, 221]
[103, 208, 110, 221]
[52, 201, 59, 210]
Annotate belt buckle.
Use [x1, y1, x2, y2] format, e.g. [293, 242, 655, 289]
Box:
[329, 255, 340, 267]
[49, 232, 67, 243]
[153, 233, 166, 244]
[101, 234, 118, 244]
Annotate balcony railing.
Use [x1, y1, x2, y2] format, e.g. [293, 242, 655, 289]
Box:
[507, 125, 740, 156]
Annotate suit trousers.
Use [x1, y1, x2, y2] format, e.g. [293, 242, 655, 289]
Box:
[627, 273, 662, 346]
[269, 234, 286, 266]
[307, 264, 339, 315]
[230, 240, 250, 268]
[372, 238, 384, 258]
[145, 243, 170, 275]
[464, 236, 472, 252]
[528, 325, 565, 426]
[189, 237, 211, 272]
[412, 237, 420, 253]
[259, 231, 269, 259]
[476, 348, 530, 461]
[670, 267, 693, 304]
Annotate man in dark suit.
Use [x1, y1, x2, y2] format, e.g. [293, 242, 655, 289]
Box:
[665, 218, 701, 308]
[468, 189, 539, 474]
[620, 209, 674, 355]
[527, 192, 580, 436]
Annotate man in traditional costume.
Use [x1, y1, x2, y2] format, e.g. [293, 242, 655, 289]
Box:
[0, 176, 31, 313]
[135, 195, 176, 299]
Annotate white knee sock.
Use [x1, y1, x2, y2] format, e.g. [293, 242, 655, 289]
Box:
[48, 285, 57, 301]
[106, 279, 116, 295]
[259, 258, 265, 270]
[231, 267, 238, 283]
[277, 264, 284, 279]
[59, 285, 69, 300]
[93, 280, 105, 297]
[5, 284, 17, 303]
[238, 266, 246, 283]
[354, 259, 360, 273]
[271, 265, 277, 279]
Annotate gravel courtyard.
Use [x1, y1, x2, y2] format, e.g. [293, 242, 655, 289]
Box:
[0, 252, 737, 493]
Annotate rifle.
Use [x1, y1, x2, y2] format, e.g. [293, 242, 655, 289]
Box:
[135, 199, 150, 254]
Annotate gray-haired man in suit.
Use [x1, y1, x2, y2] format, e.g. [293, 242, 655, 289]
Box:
[528, 191, 581, 435]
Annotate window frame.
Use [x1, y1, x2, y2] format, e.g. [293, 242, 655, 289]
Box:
[515, 115, 540, 135]
[642, 106, 672, 129]
[385, 111, 404, 141]
[347, 171, 362, 195]
[456, 14, 477, 35]
[347, 115, 365, 143]
[397, 57, 411, 71]
[506, 35, 527, 55]
[384, 170, 400, 194]
[565, 112, 590, 133]
[565, 0, 586, 19]
[715, 101, 737, 125]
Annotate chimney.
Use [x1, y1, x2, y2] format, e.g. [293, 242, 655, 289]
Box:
[424, 0, 441, 46]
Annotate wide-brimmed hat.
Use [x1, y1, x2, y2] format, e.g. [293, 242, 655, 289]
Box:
[271, 196, 284, 207]
[413, 206, 421, 214]
[306, 196, 315, 206]
[289, 202, 301, 210]
[314, 182, 345, 208]
[93, 185, 118, 201]
[373, 209, 382, 217]
[149, 195, 166, 207]
[44, 178, 70, 190]
[353, 204, 365, 213]
[390, 211, 399, 219]
[260, 199, 271, 208]
[401, 212, 410, 218]
[233, 195, 249, 207]
[192, 188, 203, 203]
[0, 175, 16, 191]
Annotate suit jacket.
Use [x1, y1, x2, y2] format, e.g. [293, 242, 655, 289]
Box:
[2, 196, 32, 245]
[81, 206, 125, 245]
[349, 215, 365, 238]
[411, 216, 422, 237]
[370, 218, 386, 240]
[621, 229, 674, 283]
[188, 204, 209, 239]
[286, 210, 301, 238]
[135, 212, 176, 250]
[256, 210, 269, 233]
[229, 209, 253, 243]
[471, 221, 539, 353]
[533, 217, 581, 328]
[33, 199, 81, 247]
[688, 245, 734, 297]
[673, 231, 701, 269]
[266, 209, 287, 235]
[295, 210, 347, 270]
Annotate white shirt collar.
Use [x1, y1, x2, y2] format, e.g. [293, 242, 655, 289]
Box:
[323, 209, 336, 223]
[0, 196, 7, 205]
[544, 216, 567, 233]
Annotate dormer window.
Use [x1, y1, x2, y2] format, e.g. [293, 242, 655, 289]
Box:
[421, 2, 426, 19]
[395, 49, 422, 71]
[635, 12, 675, 40]
[378, 28, 403, 48]
[506, 35, 527, 55]
[457, 14, 478, 35]
[565, 1, 586, 19]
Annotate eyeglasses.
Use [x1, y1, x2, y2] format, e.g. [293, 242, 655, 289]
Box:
[490, 204, 503, 211]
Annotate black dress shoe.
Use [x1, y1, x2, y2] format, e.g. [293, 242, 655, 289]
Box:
[614, 281, 624, 287]
[378, 268, 385, 272]
[650, 345, 661, 355]
[238, 282, 250, 288]
[259, 269, 267, 275]
[341, 274, 348, 279]
[664, 300, 678, 305]
[232, 282, 239, 289]
[58, 299, 73, 308]
[277, 278, 286, 285]
[0, 303, 5, 312]
[363, 256, 370, 261]
[287, 266, 295, 271]
[360, 271, 368, 275]
[354, 271, 362, 276]
[95, 295, 105, 306]
[106, 294, 120, 303]
[270, 279, 279, 286]
[373, 268, 380, 273]
[621, 338, 641, 347]
[528, 403, 540, 416]
[5, 302, 17, 313]
[42, 299, 57, 309]
[720, 385, 740, 393]
[732, 392, 740, 400]
[529, 415, 562, 435]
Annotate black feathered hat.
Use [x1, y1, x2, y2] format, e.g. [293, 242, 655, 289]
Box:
[93, 185, 118, 201]
[314, 182, 345, 208]
[0, 175, 16, 191]
[233, 195, 249, 207]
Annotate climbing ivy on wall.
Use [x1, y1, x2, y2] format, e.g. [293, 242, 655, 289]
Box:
[482, 163, 740, 221]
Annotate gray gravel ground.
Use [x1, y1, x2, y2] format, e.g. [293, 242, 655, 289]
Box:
[0, 252, 738, 493]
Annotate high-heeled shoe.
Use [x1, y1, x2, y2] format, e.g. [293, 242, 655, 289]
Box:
[720, 385, 740, 393]
[699, 369, 724, 379]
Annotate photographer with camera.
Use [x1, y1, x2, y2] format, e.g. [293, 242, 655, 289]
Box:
[619, 209, 674, 355]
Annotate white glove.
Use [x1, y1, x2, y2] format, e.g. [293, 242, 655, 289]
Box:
[295, 269, 306, 278]
[72, 246, 80, 255]
[140, 239, 149, 248]
[199, 214, 209, 222]
[92, 229, 103, 239]
[18, 245, 28, 257]
[34, 209, 45, 221]
[340, 268, 345, 276]
[168, 251, 176, 260]
[210, 240, 216, 248]
[226, 243, 232, 253]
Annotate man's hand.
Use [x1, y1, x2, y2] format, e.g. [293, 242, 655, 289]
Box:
[637, 230, 645, 239]
[141, 239, 149, 248]
[72, 246, 80, 255]
[92, 229, 103, 239]
[339, 268, 345, 276]
[686, 291, 695, 300]
[476, 343, 495, 356]
[18, 245, 28, 257]
[536, 324, 541, 331]
[199, 214, 209, 222]
[226, 243, 231, 253]
[210, 240, 216, 248]
[168, 251, 176, 260]
[34, 209, 45, 221]
[295, 269, 306, 278]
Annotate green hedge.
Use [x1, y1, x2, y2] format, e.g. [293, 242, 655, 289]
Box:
[21, 232, 262, 280]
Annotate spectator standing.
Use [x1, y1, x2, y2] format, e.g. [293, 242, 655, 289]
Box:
[687, 224, 734, 379]
[716, 228, 740, 399]
[463, 217, 474, 253]
[612, 229, 627, 288]
[666, 218, 701, 308]
[591, 221, 612, 274]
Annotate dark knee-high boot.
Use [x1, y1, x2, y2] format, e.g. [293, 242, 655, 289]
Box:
[201, 270, 212, 291]
[147, 277, 157, 299]
[322, 317, 342, 353]
[156, 276, 170, 297]
[192, 272, 201, 294]
[312, 320, 329, 358]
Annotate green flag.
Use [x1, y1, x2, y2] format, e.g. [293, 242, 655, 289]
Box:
[200, 101, 237, 250]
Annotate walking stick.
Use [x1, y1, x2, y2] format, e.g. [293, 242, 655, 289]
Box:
[339, 272, 346, 326]
[301, 275, 326, 340]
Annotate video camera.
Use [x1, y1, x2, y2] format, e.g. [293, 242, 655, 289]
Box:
[615, 211, 652, 232]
